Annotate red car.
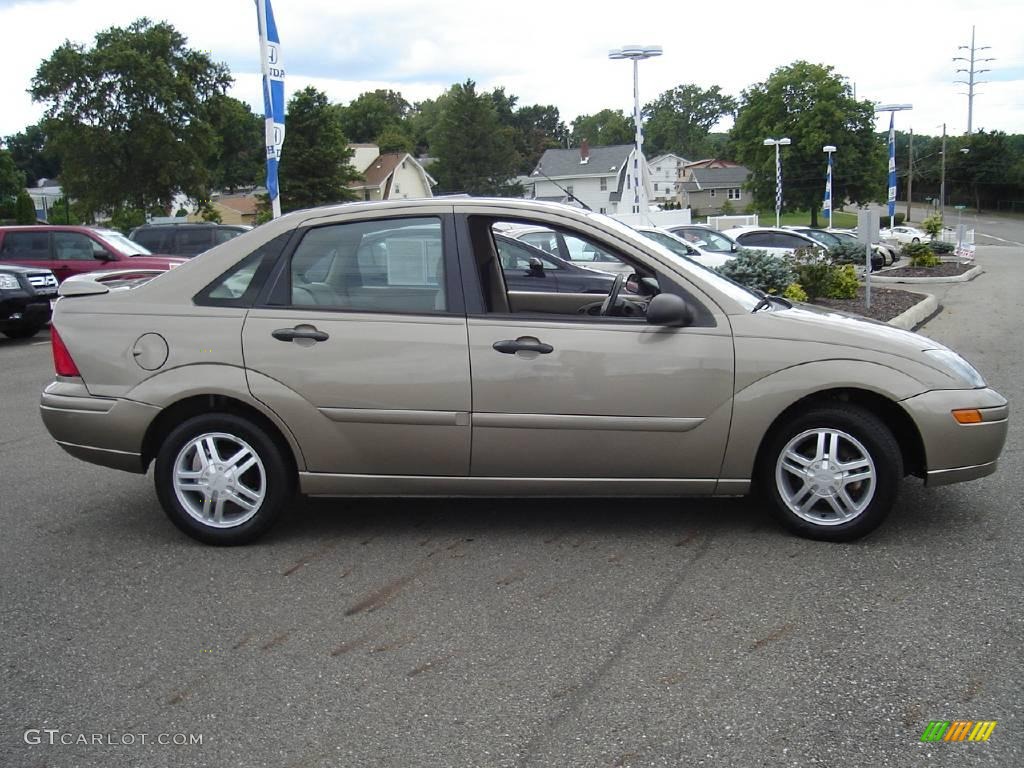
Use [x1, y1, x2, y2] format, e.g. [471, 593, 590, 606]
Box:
[0, 225, 186, 283]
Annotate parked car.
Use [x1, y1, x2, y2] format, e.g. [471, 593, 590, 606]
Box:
[829, 229, 899, 266]
[503, 224, 635, 277]
[721, 226, 826, 259]
[41, 198, 1007, 546]
[129, 222, 252, 257]
[880, 225, 929, 245]
[494, 234, 617, 294]
[0, 264, 57, 338]
[665, 225, 739, 256]
[785, 227, 884, 271]
[0, 226, 186, 283]
[633, 226, 732, 269]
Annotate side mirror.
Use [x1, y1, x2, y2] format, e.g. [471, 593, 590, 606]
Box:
[93, 249, 114, 261]
[646, 292, 695, 327]
[527, 256, 545, 277]
[638, 276, 660, 296]
[730, 243, 738, 252]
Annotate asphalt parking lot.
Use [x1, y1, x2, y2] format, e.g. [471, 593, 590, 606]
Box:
[2, 245, 1021, 767]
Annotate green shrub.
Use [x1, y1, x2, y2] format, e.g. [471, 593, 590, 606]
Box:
[931, 240, 954, 254]
[829, 242, 868, 265]
[881, 212, 905, 227]
[783, 282, 808, 302]
[827, 264, 859, 299]
[15, 190, 36, 224]
[788, 248, 835, 301]
[921, 213, 943, 239]
[715, 248, 794, 294]
[902, 242, 939, 267]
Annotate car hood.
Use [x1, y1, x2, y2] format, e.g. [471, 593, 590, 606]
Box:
[0, 263, 52, 276]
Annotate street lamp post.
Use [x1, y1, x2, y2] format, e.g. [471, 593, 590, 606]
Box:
[609, 44, 662, 222]
[875, 103, 912, 232]
[822, 145, 836, 231]
[763, 137, 791, 228]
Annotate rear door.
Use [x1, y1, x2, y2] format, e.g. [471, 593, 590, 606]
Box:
[0, 231, 53, 273]
[241, 209, 472, 477]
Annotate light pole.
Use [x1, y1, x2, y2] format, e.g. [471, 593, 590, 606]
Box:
[939, 122, 947, 224]
[609, 44, 662, 221]
[822, 145, 836, 230]
[763, 137, 791, 228]
[875, 103, 912, 231]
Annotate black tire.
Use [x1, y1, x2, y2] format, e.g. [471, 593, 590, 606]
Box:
[758, 404, 903, 542]
[911, 237, 920, 244]
[1, 323, 44, 339]
[154, 413, 294, 545]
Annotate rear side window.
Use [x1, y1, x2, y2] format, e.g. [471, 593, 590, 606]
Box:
[178, 228, 214, 256]
[215, 228, 245, 245]
[194, 232, 290, 307]
[1, 232, 50, 259]
[287, 217, 446, 314]
[132, 229, 172, 253]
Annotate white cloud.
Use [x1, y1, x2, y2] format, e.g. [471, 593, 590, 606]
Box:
[2, 0, 1022, 142]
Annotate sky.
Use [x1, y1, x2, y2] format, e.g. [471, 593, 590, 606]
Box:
[1, 0, 1022, 142]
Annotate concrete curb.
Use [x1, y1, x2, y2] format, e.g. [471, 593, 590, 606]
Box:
[887, 292, 939, 331]
[870, 265, 983, 284]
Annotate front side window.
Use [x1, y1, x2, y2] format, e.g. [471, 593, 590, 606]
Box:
[288, 217, 446, 314]
[737, 232, 774, 248]
[496, 237, 561, 271]
[53, 232, 101, 260]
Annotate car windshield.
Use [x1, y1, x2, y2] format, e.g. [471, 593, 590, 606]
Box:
[638, 230, 694, 260]
[801, 230, 840, 248]
[95, 230, 153, 256]
[589, 213, 760, 310]
[675, 228, 735, 253]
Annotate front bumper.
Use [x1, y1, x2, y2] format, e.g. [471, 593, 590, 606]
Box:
[0, 297, 52, 328]
[39, 380, 159, 473]
[900, 387, 1009, 487]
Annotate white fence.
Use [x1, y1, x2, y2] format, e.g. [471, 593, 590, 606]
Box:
[706, 214, 758, 230]
[612, 210, 692, 228]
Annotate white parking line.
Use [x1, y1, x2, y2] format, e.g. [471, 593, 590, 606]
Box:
[31, 341, 49, 346]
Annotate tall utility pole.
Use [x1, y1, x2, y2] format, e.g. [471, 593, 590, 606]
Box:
[939, 123, 947, 223]
[954, 25, 994, 136]
[905, 128, 914, 222]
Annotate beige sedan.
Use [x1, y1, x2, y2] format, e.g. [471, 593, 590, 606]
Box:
[40, 199, 1008, 544]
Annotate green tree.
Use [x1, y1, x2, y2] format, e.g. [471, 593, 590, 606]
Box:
[278, 87, 360, 211]
[339, 89, 410, 143]
[570, 109, 634, 147]
[30, 18, 232, 214]
[376, 125, 415, 155]
[203, 95, 264, 192]
[643, 84, 737, 158]
[730, 61, 884, 227]
[406, 96, 447, 156]
[15, 191, 37, 223]
[429, 80, 521, 196]
[3, 123, 61, 187]
[0, 149, 26, 206]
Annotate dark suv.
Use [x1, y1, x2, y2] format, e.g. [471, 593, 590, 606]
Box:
[0, 264, 57, 338]
[129, 223, 251, 257]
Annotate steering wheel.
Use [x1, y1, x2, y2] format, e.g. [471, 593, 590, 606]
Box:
[599, 273, 626, 316]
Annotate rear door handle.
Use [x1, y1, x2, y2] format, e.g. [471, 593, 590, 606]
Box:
[493, 337, 554, 355]
[272, 327, 329, 342]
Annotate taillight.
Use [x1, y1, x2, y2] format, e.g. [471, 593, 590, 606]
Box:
[51, 326, 80, 377]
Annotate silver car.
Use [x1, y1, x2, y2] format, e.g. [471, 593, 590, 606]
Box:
[40, 199, 1008, 545]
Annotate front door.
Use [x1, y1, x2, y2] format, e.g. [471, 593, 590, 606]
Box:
[242, 212, 472, 477]
[460, 213, 735, 485]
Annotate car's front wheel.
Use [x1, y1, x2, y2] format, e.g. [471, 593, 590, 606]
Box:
[154, 413, 294, 545]
[760, 404, 902, 541]
[1, 323, 45, 339]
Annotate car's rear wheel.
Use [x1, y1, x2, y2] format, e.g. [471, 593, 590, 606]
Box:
[760, 404, 902, 541]
[154, 413, 294, 545]
[1, 323, 45, 339]
[912, 237, 920, 244]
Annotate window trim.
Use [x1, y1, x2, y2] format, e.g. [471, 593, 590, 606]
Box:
[258, 213, 465, 317]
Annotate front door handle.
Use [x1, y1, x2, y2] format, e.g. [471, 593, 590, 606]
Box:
[272, 327, 329, 342]
[492, 337, 554, 355]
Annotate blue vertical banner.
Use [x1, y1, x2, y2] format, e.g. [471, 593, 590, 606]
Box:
[823, 152, 832, 225]
[887, 112, 896, 221]
[257, 0, 285, 218]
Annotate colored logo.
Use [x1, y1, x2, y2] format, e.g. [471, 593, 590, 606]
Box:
[920, 721, 997, 742]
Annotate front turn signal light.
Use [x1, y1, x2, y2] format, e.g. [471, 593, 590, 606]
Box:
[952, 409, 983, 424]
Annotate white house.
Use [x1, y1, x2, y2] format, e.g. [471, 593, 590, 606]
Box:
[647, 153, 690, 204]
[348, 145, 436, 201]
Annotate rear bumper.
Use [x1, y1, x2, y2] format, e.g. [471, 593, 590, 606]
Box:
[39, 381, 159, 474]
[900, 387, 1009, 487]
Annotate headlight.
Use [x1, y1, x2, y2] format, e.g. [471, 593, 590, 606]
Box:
[0, 274, 20, 290]
[923, 348, 986, 388]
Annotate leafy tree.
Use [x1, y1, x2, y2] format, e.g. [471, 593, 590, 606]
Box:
[570, 109, 634, 147]
[429, 80, 521, 196]
[109, 207, 147, 234]
[30, 18, 232, 214]
[406, 96, 447, 156]
[203, 95, 264, 192]
[15, 191, 37, 223]
[3, 123, 61, 187]
[730, 61, 884, 227]
[946, 130, 1012, 211]
[339, 89, 410, 144]
[643, 84, 737, 158]
[0, 149, 25, 205]
[376, 125, 415, 155]
[278, 87, 360, 211]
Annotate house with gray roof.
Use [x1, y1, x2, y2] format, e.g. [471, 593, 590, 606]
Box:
[678, 160, 750, 216]
[525, 141, 653, 215]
